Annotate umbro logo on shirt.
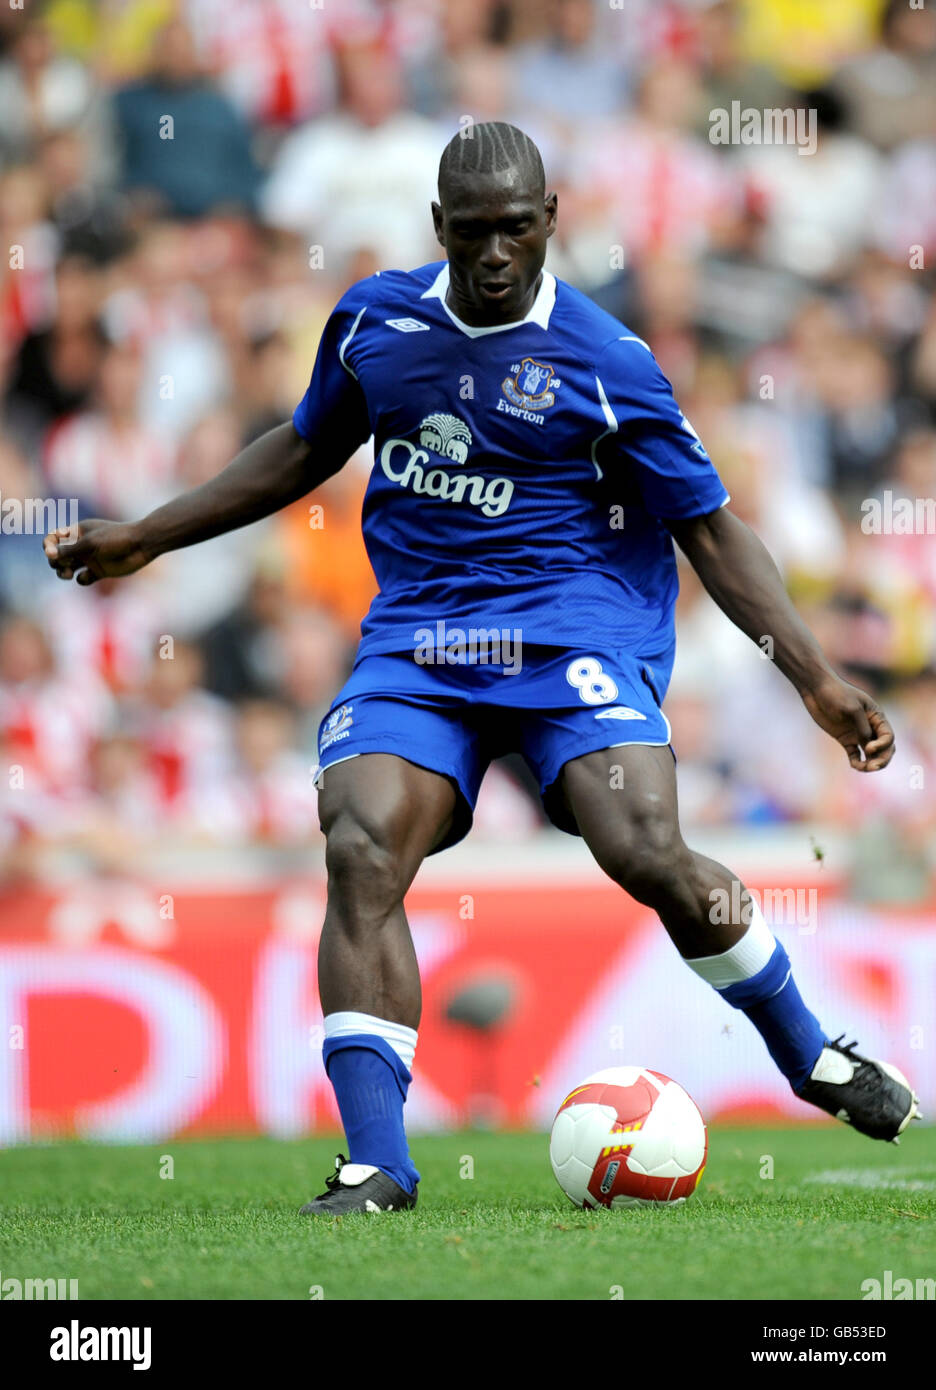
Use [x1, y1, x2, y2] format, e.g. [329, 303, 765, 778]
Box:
[385, 318, 431, 332]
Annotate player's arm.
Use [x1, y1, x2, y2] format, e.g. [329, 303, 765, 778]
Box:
[43, 421, 340, 586]
[45, 279, 375, 586]
[667, 505, 895, 772]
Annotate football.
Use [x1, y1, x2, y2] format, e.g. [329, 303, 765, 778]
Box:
[549, 1066, 708, 1209]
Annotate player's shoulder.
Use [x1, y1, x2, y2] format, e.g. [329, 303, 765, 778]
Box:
[552, 276, 655, 372]
[331, 261, 445, 323]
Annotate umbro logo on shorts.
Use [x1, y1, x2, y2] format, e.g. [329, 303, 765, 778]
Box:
[594, 706, 648, 721]
[386, 318, 430, 332]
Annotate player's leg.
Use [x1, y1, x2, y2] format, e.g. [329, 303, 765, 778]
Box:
[301, 752, 458, 1215]
[317, 751, 456, 1026]
[559, 744, 919, 1141]
[560, 744, 826, 1082]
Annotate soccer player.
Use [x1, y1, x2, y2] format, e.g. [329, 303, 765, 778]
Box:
[45, 123, 919, 1214]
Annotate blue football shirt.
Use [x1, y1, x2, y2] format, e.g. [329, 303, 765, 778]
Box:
[292, 261, 729, 692]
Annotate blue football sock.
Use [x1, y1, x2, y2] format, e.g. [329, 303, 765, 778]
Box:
[719, 941, 826, 1091]
[323, 1034, 420, 1194]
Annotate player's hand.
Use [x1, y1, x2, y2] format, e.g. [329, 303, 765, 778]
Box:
[43, 519, 152, 586]
[800, 676, 895, 772]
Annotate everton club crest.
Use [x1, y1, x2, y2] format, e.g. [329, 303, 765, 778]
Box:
[501, 357, 559, 412]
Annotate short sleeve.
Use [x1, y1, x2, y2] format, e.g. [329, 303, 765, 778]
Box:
[292, 279, 374, 458]
[595, 335, 729, 520]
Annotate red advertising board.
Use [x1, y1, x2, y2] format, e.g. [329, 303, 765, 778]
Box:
[1, 876, 934, 1140]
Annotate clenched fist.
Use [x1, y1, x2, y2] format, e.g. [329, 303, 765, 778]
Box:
[43, 519, 153, 586]
[801, 675, 895, 773]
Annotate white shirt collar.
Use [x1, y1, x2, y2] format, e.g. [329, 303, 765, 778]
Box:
[421, 262, 556, 337]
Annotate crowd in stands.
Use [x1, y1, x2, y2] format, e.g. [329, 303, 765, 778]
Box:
[2, 0, 935, 877]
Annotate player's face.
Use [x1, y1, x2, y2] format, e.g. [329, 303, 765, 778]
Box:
[432, 170, 557, 326]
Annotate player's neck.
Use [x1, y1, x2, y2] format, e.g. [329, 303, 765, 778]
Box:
[445, 272, 543, 329]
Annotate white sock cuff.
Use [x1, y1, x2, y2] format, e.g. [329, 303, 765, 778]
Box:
[324, 1011, 418, 1070]
[685, 902, 776, 990]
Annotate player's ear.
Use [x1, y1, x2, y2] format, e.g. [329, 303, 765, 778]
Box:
[544, 191, 558, 239]
[431, 201, 446, 249]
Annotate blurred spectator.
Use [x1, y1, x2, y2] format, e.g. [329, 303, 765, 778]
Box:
[811, 335, 903, 499]
[911, 297, 936, 411]
[514, 0, 628, 123]
[694, 0, 787, 128]
[0, 164, 58, 344]
[739, 88, 883, 280]
[0, 440, 52, 613]
[154, 409, 272, 634]
[43, 339, 176, 518]
[261, 41, 440, 269]
[112, 18, 261, 218]
[0, 613, 113, 794]
[275, 461, 378, 644]
[40, 574, 166, 695]
[186, 0, 338, 130]
[240, 331, 296, 442]
[405, 0, 507, 118]
[2, 0, 936, 861]
[874, 137, 936, 269]
[5, 253, 106, 455]
[572, 60, 736, 269]
[0, 13, 114, 178]
[199, 565, 291, 702]
[54, 728, 166, 874]
[128, 640, 235, 814]
[737, 0, 885, 89]
[42, 0, 177, 84]
[277, 604, 354, 752]
[37, 129, 131, 264]
[695, 191, 808, 353]
[188, 698, 321, 846]
[833, 0, 936, 152]
[102, 220, 230, 442]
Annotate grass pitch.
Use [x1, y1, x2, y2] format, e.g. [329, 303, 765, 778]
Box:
[1, 1127, 934, 1301]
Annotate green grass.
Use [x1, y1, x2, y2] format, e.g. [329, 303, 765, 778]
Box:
[1, 1127, 934, 1300]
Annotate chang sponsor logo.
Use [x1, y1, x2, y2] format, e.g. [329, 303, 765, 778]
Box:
[379, 413, 514, 518]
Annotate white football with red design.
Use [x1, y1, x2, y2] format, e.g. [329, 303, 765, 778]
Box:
[549, 1066, 707, 1209]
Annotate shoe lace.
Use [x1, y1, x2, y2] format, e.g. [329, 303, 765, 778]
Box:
[829, 1033, 862, 1060]
[323, 1154, 348, 1192]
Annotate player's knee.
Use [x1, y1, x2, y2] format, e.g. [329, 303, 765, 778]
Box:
[601, 812, 689, 906]
[325, 815, 405, 914]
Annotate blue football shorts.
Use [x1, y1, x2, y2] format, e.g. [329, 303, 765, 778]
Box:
[313, 645, 673, 851]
